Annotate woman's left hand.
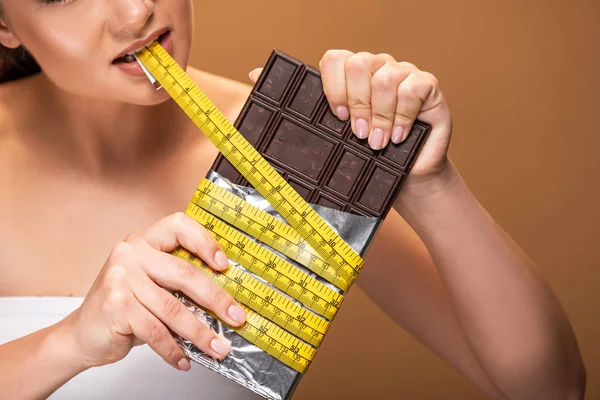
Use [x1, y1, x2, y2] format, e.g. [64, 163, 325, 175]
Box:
[249, 50, 453, 180]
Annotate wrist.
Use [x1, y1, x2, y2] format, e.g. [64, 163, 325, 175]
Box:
[44, 310, 91, 375]
[394, 159, 477, 244]
[394, 158, 469, 226]
[396, 157, 458, 203]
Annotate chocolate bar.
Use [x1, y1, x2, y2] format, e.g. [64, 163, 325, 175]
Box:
[211, 50, 431, 219]
[188, 50, 431, 400]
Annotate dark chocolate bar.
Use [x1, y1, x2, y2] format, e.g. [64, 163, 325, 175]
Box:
[197, 50, 431, 400]
[211, 50, 431, 218]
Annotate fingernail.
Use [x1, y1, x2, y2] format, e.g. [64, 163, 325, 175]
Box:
[215, 250, 229, 269]
[370, 128, 384, 150]
[177, 358, 191, 371]
[228, 304, 247, 325]
[392, 126, 404, 144]
[210, 337, 231, 357]
[355, 118, 369, 139]
[401, 127, 409, 142]
[335, 105, 349, 121]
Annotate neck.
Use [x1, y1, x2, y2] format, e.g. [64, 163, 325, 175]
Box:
[12, 73, 194, 178]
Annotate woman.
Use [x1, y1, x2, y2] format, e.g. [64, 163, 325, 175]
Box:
[0, 0, 586, 399]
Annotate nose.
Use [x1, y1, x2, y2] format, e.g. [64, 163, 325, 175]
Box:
[107, 0, 155, 38]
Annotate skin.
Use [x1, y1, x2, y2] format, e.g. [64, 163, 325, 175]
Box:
[0, 0, 586, 399]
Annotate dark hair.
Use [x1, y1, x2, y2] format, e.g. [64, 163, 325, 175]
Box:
[0, 4, 41, 84]
[0, 45, 40, 83]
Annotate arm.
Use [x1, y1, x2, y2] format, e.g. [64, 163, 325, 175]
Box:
[0, 320, 87, 399]
[0, 213, 247, 399]
[311, 49, 586, 399]
[358, 162, 586, 400]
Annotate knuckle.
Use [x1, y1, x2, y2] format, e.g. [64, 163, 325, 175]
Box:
[196, 225, 214, 244]
[355, 51, 374, 59]
[104, 264, 129, 287]
[162, 296, 183, 320]
[321, 49, 350, 65]
[123, 233, 143, 247]
[175, 259, 197, 281]
[169, 212, 188, 232]
[420, 71, 439, 86]
[193, 324, 215, 348]
[347, 91, 371, 109]
[147, 321, 167, 345]
[377, 53, 396, 63]
[399, 78, 421, 99]
[103, 285, 129, 312]
[123, 233, 136, 243]
[397, 61, 417, 71]
[110, 242, 134, 262]
[372, 70, 399, 92]
[394, 111, 414, 124]
[347, 99, 371, 111]
[419, 71, 440, 99]
[208, 285, 231, 309]
[372, 108, 394, 121]
[165, 341, 182, 364]
[345, 53, 371, 74]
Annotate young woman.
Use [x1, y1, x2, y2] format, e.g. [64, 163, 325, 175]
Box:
[0, 0, 586, 399]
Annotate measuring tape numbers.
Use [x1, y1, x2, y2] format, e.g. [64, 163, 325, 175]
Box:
[194, 180, 353, 292]
[173, 248, 328, 348]
[136, 43, 364, 283]
[185, 202, 343, 321]
[137, 43, 365, 374]
[185, 293, 316, 374]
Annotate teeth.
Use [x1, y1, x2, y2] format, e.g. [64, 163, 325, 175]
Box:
[124, 35, 161, 56]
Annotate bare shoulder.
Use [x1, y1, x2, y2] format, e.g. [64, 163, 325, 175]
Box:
[187, 66, 253, 122]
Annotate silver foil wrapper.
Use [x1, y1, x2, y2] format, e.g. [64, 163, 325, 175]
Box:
[174, 170, 381, 400]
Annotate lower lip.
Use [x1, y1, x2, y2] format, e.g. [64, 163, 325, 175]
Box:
[113, 31, 173, 77]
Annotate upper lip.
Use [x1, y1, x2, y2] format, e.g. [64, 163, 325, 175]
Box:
[113, 27, 169, 60]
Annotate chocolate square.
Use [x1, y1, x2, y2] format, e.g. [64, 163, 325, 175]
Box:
[212, 49, 431, 219]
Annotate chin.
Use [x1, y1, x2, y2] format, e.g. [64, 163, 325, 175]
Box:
[129, 85, 173, 106]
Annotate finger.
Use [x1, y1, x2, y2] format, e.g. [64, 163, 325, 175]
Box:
[345, 53, 387, 140]
[126, 300, 190, 370]
[134, 212, 229, 271]
[344, 52, 374, 140]
[369, 62, 410, 150]
[248, 68, 263, 84]
[133, 275, 234, 360]
[319, 50, 353, 120]
[393, 70, 436, 144]
[142, 248, 246, 326]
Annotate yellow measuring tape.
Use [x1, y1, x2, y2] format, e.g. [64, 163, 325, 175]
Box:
[173, 248, 329, 348]
[137, 43, 365, 373]
[184, 202, 343, 321]
[194, 180, 352, 292]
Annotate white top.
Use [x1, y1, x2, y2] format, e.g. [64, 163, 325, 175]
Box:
[0, 297, 259, 400]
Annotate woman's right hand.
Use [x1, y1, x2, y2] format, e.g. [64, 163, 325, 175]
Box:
[59, 212, 247, 372]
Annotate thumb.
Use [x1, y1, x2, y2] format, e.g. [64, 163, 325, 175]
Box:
[248, 68, 263, 84]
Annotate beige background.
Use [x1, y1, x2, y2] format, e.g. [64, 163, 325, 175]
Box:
[190, 1, 599, 399]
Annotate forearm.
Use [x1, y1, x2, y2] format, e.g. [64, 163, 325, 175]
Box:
[395, 161, 586, 399]
[0, 317, 88, 399]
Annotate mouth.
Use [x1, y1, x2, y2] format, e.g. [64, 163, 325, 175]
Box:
[112, 29, 170, 64]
